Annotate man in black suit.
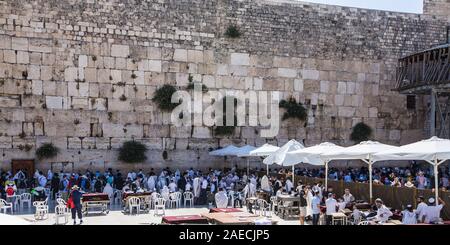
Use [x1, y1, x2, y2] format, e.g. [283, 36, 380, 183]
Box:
[178, 173, 187, 191]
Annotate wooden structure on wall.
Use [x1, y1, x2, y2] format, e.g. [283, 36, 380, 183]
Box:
[396, 43, 450, 138]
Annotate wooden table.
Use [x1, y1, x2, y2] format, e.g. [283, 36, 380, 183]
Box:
[277, 195, 299, 219]
[202, 212, 277, 225]
[331, 212, 348, 225]
[210, 208, 243, 213]
[162, 215, 209, 224]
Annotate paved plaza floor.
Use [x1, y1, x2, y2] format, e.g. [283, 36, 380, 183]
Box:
[13, 201, 301, 225]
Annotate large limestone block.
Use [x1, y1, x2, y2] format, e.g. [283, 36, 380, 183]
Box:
[45, 96, 63, 109]
[278, 68, 297, 78]
[0, 35, 11, 49]
[0, 95, 21, 107]
[231, 53, 250, 66]
[11, 37, 28, 51]
[111, 44, 130, 58]
[301, 69, 320, 80]
[173, 49, 187, 62]
[64, 67, 78, 82]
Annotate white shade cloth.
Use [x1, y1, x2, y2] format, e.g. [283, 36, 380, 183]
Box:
[263, 139, 305, 166]
[321, 141, 398, 161]
[285, 142, 345, 165]
[209, 145, 240, 156]
[373, 136, 450, 163]
[236, 145, 258, 157]
[249, 144, 280, 157]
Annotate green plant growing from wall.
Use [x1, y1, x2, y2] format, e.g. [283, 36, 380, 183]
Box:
[152, 84, 180, 111]
[118, 140, 148, 163]
[224, 25, 241, 38]
[350, 122, 373, 143]
[36, 143, 59, 160]
[279, 97, 308, 121]
[186, 74, 208, 92]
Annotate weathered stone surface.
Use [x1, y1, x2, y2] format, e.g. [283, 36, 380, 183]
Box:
[0, 0, 447, 171]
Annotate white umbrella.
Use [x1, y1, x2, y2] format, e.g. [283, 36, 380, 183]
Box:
[236, 145, 258, 175]
[0, 214, 31, 225]
[373, 136, 450, 205]
[285, 142, 344, 188]
[249, 144, 280, 176]
[322, 141, 398, 202]
[249, 144, 280, 156]
[236, 145, 258, 157]
[263, 139, 305, 184]
[209, 145, 240, 156]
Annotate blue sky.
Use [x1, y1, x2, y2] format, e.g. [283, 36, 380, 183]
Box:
[300, 0, 423, 13]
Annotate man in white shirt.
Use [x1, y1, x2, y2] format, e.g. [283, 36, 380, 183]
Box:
[325, 193, 338, 225]
[342, 188, 355, 205]
[371, 198, 393, 224]
[168, 180, 177, 192]
[422, 197, 445, 224]
[415, 196, 427, 222]
[285, 178, 293, 193]
[402, 204, 417, 225]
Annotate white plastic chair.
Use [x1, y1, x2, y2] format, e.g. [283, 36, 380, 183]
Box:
[215, 193, 229, 208]
[154, 197, 166, 216]
[6, 194, 20, 211]
[56, 198, 67, 206]
[183, 192, 194, 208]
[128, 197, 141, 215]
[151, 192, 162, 209]
[20, 193, 32, 209]
[0, 199, 13, 214]
[54, 205, 69, 225]
[256, 199, 271, 217]
[175, 192, 182, 208]
[270, 196, 278, 214]
[33, 198, 49, 220]
[168, 193, 178, 208]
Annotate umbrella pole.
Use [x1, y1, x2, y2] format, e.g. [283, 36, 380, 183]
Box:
[292, 165, 295, 187]
[434, 159, 439, 206]
[369, 159, 373, 203]
[266, 164, 269, 176]
[325, 161, 328, 190]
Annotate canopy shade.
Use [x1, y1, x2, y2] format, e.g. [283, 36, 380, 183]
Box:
[285, 142, 345, 165]
[236, 145, 258, 157]
[321, 140, 397, 202]
[249, 144, 280, 157]
[209, 145, 240, 156]
[263, 139, 304, 166]
[373, 136, 450, 206]
[373, 136, 450, 162]
[321, 141, 398, 161]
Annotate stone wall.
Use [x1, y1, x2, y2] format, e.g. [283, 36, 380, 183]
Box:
[0, 0, 449, 172]
[424, 0, 450, 22]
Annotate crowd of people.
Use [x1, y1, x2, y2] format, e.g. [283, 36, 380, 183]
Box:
[291, 161, 450, 190]
[0, 163, 447, 225]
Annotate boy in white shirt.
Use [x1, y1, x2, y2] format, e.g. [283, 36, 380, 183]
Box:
[325, 193, 338, 225]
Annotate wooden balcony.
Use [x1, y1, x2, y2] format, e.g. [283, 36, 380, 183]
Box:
[396, 44, 450, 94]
